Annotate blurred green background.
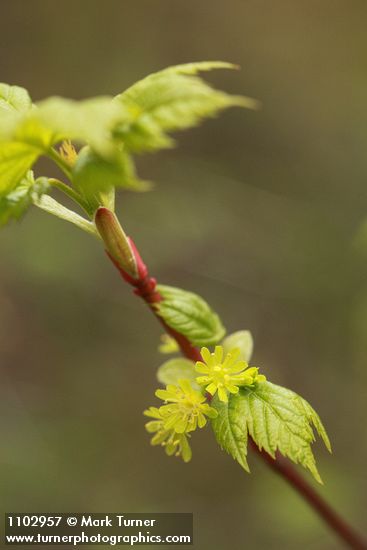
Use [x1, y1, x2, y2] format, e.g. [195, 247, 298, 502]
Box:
[1, 1, 367, 548]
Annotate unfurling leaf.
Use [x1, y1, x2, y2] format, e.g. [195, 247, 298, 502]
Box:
[156, 285, 226, 347]
[156, 357, 199, 389]
[222, 330, 254, 362]
[114, 61, 258, 153]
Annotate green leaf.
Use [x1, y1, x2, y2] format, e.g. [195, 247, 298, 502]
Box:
[114, 61, 258, 153]
[222, 330, 254, 362]
[33, 193, 99, 237]
[0, 83, 32, 114]
[158, 334, 180, 354]
[0, 141, 40, 196]
[0, 171, 48, 226]
[211, 392, 249, 472]
[1, 96, 131, 157]
[72, 146, 151, 200]
[241, 382, 331, 483]
[156, 357, 200, 389]
[212, 383, 330, 482]
[156, 285, 226, 347]
[298, 396, 331, 453]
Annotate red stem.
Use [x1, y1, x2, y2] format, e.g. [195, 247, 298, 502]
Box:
[104, 233, 366, 550]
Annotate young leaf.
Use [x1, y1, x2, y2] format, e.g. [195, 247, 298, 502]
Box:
[0, 171, 48, 226]
[241, 382, 331, 483]
[0, 83, 32, 114]
[114, 61, 258, 153]
[156, 357, 199, 389]
[33, 194, 99, 237]
[72, 146, 150, 199]
[0, 141, 39, 195]
[212, 382, 330, 483]
[158, 334, 179, 354]
[211, 392, 249, 472]
[156, 285, 226, 347]
[1, 96, 130, 158]
[222, 330, 254, 362]
[298, 396, 331, 453]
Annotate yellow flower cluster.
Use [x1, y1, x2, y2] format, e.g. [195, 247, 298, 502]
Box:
[195, 346, 266, 402]
[144, 379, 217, 462]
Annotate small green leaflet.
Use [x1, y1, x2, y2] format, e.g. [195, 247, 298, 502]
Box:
[212, 382, 331, 483]
[222, 330, 253, 362]
[158, 334, 179, 354]
[0, 83, 32, 114]
[156, 285, 226, 347]
[0, 171, 49, 226]
[114, 61, 258, 153]
[156, 357, 200, 389]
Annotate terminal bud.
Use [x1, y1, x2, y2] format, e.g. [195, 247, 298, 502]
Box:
[95, 207, 138, 278]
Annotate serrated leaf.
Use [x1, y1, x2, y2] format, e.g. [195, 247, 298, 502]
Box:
[298, 396, 331, 453]
[156, 285, 226, 347]
[114, 61, 258, 153]
[0, 83, 32, 114]
[156, 358, 199, 389]
[212, 382, 330, 483]
[0, 141, 40, 196]
[211, 392, 249, 472]
[222, 330, 254, 362]
[241, 382, 331, 483]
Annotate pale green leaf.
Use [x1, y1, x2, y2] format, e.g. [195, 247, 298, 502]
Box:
[222, 330, 254, 362]
[156, 357, 200, 389]
[73, 146, 151, 199]
[241, 382, 331, 483]
[114, 61, 258, 152]
[212, 383, 330, 482]
[0, 141, 40, 196]
[0, 83, 32, 114]
[211, 392, 249, 472]
[158, 334, 180, 354]
[159, 61, 239, 76]
[0, 171, 48, 226]
[33, 193, 99, 237]
[156, 285, 226, 347]
[1, 96, 131, 157]
[298, 396, 332, 453]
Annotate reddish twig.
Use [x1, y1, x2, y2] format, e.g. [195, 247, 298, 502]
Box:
[103, 227, 366, 550]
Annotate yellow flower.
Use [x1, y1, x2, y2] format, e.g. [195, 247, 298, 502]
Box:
[144, 406, 192, 462]
[155, 379, 218, 433]
[195, 346, 266, 403]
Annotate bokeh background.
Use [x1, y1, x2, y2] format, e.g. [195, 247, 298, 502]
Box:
[1, 1, 367, 548]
